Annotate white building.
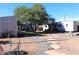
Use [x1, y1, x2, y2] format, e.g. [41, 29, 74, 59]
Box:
[56, 21, 79, 32]
[42, 20, 54, 31]
[42, 25, 49, 31]
[0, 16, 17, 37]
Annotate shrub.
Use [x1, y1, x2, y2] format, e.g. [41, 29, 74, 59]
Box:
[2, 32, 8, 38]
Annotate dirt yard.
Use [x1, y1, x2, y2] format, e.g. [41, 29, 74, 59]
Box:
[0, 32, 79, 55]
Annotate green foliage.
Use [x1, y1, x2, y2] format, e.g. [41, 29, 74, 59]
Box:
[32, 4, 45, 14]
[14, 4, 56, 32]
[14, 6, 30, 23]
[31, 4, 48, 25]
[49, 18, 55, 23]
[14, 4, 50, 25]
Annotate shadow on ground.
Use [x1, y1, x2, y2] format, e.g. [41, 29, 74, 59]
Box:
[17, 31, 65, 38]
[0, 41, 10, 44]
[17, 31, 46, 38]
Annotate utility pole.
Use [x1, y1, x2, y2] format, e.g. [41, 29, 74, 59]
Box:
[64, 15, 67, 21]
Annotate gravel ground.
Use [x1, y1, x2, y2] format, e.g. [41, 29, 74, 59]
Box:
[0, 32, 79, 55]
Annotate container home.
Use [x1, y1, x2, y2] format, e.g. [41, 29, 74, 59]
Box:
[56, 21, 79, 32]
[0, 16, 17, 37]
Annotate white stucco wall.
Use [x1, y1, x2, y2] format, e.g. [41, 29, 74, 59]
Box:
[56, 21, 78, 32]
[0, 16, 17, 37]
[42, 25, 49, 31]
[73, 21, 78, 31]
[63, 21, 74, 31]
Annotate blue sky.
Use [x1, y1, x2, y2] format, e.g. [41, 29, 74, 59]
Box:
[0, 3, 79, 21]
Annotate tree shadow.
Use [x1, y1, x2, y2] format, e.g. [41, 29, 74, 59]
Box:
[4, 50, 29, 55]
[75, 33, 79, 36]
[0, 41, 10, 44]
[17, 31, 46, 38]
[17, 31, 66, 38]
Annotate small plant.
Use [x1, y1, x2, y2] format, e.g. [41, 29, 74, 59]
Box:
[2, 32, 9, 38]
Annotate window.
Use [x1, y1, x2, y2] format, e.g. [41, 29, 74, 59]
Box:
[66, 24, 68, 27]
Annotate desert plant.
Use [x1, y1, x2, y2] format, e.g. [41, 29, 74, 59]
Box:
[2, 32, 9, 38]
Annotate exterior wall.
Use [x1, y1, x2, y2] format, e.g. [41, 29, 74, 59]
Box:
[0, 16, 17, 37]
[56, 22, 65, 32]
[56, 21, 76, 32]
[63, 21, 74, 31]
[42, 25, 49, 31]
[73, 21, 78, 31]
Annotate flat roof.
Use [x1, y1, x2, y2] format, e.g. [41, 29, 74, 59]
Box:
[0, 16, 15, 18]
